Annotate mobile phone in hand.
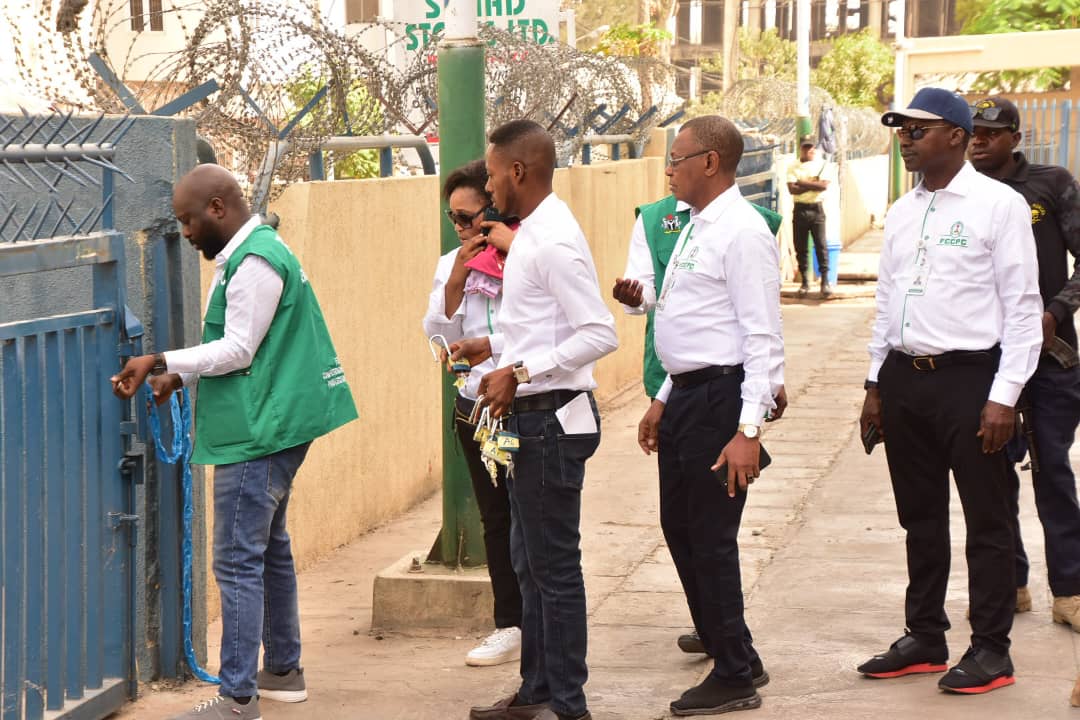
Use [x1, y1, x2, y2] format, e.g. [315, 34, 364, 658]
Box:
[482, 207, 513, 236]
[862, 424, 881, 454]
[713, 445, 772, 486]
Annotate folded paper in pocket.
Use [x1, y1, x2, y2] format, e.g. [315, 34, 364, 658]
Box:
[555, 392, 597, 434]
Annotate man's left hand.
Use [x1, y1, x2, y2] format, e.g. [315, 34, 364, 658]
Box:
[479, 366, 518, 418]
[111, 354, 157, 399]
[767, 386, 787, 422]
[1042, 311, 1058, 351]
[977, 400, 1016, 454]
[712, 433, 761, 498]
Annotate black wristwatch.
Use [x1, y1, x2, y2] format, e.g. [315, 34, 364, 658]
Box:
[863, 379, 878, 390]
[151, 353, 168, 376]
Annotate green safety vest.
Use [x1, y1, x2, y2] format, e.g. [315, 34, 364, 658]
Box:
[635, 196, 782, 398]
[192, 225, 359, 465]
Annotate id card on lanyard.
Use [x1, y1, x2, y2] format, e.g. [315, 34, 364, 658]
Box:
[656, 222, 695, 311]
[907, 194, 937, 296]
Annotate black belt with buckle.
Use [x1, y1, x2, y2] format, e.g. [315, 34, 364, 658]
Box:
[894, 346, 1001, 371]
[511, 389, 584, 414]
[670, 364, 743, 388]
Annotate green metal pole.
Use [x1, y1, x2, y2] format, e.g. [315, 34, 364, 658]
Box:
[428, 12, 487, 569]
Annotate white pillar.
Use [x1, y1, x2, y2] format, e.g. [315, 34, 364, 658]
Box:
[444, 0, 479, 40]
[796, 0, 811, 137]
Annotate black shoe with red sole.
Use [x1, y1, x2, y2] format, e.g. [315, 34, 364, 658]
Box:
[858, 633, 948, 679]
[938, 647, 1015, 695]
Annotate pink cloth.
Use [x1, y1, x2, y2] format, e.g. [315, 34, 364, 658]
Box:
[463, 244, 506, 298]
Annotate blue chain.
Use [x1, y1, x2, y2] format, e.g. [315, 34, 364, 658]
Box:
[145, 383, 221, 685]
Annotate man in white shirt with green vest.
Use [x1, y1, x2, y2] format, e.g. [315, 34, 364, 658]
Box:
[111, 164, 358, 720]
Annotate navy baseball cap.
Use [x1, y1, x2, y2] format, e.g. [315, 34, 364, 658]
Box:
[881, 87, 973, 134]
[971, 97, 1020, 131]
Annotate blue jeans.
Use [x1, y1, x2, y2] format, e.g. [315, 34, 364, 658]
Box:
[213, 441, 311, 698]
[504, 394, 600, 718]
[1008, 360, 1080, 597]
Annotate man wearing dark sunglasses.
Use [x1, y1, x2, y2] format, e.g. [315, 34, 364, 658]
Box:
[858, 87, 1043, 695]
[968, 96, 1080, 636]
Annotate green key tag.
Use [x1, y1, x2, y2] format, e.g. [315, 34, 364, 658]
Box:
[495, 430, 520, 453]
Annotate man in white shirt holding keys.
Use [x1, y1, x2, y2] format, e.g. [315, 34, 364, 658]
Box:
[637, 116, 784, 716]
[857, 87, 1042, 695]
[451, 119, 618, 720]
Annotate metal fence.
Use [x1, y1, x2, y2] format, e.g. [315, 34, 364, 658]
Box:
[1014, 99, 1080, 178]
[0, 113, 139, 720]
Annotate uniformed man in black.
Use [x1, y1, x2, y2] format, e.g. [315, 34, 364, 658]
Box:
[969, 96, 1080, 632]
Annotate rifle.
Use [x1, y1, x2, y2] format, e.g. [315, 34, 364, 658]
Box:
[1046, 336, 1079, 369]
[1016, 390, 1039, 475]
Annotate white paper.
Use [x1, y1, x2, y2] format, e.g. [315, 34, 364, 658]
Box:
[556, 392, 598, 434]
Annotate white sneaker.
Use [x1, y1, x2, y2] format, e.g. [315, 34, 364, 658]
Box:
[465, 626, 522, 667]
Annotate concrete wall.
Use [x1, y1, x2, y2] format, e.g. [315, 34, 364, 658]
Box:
[200, 157, 668, 618]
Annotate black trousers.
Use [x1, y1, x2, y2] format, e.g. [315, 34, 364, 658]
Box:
[793, 202, 827, 278]
[658, 373, 759, 687]
[455, 396, 524, 629]
[878, 350, 1015, 655]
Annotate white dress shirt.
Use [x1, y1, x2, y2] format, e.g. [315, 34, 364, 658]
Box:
[422, 247, 501, 400]
[652, 185, 783, 426]
[165, 215, 284, 384]
[867, 162, 1042, 407]
[495, 193, 618, 396]
[620, 200, 692, 316]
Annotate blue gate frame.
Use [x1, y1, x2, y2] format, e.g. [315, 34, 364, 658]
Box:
[0, 115, 139, 720]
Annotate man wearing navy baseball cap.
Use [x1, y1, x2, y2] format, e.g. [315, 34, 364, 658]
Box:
[968, 95, 1080, 639]
[858, 86, 1043, 695]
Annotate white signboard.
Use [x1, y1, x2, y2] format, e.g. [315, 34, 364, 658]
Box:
[395, 0, 559, 49]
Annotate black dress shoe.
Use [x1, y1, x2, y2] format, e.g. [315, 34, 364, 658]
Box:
[678, 632, 707, 654]
[670, 675, 761, 716]
[469, 693, 550, 720]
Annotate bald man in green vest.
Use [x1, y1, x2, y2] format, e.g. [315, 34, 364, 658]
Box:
[111, 164, 358, 720]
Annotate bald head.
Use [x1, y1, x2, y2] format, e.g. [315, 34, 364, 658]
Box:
[173, 164, 253, 260]
[681, 116, 744, 175]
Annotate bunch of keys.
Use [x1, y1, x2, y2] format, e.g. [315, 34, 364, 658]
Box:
[428, 334, 470, 389]
[473, 404, 519, 485]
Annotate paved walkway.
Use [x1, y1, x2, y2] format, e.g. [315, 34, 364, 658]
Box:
[118, 293, 1080, 719]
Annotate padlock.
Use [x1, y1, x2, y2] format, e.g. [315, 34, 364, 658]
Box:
[495, 430, 520, 453]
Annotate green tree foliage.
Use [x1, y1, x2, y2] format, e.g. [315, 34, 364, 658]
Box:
[284, 68, 381, 179]
[590, 22, 672, 57]
[960, 0, 1080, 91]
[812, 29, 894, 109]
[699, 28, 797, 82]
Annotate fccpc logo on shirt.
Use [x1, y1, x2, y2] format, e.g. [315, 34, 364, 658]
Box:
[938, 220, 969, 248]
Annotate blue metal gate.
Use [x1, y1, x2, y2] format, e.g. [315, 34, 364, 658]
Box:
[0, 114, 138, 720]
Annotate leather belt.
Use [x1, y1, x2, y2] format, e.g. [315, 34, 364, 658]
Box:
[892, 346, 1001, 371]
[511, 389, 584, 414]
[670, 364, 743, 389]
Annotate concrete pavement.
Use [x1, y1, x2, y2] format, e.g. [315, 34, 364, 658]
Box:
[118, 294, 1080, 719]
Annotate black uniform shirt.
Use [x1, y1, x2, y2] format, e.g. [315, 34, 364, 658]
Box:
[998, 152, 1080, 349]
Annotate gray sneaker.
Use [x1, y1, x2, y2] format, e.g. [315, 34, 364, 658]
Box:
[169, 695, 261, 719]
[256, 668, 307, 703]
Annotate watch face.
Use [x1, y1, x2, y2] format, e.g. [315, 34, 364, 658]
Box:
[742, 425, 759, 438]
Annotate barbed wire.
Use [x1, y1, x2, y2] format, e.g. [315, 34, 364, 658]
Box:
[6, 0, 681, 200]
[695, 78, 889, 156]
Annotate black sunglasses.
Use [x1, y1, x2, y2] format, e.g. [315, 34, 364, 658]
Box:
[971, 105, 1004, 122]
[445, 207, 486, 227]
[896, 123, 951, 141]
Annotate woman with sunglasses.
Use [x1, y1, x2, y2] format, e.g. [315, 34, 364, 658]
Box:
[422, 159, 522, 667]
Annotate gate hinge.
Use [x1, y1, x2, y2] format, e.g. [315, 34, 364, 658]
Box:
[108, 512, 140, 547]
[118, 452, 144, 485]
